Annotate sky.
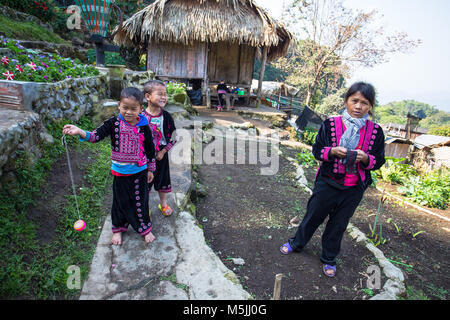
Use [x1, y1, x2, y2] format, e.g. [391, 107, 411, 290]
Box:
[254, 0, 450, 112]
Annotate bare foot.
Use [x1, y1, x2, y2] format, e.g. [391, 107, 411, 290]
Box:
[144, 232, 156, 243]
[111, 232, 122, 245]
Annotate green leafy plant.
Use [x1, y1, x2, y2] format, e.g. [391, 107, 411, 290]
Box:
[397, 169, 450, 209]
[300, 127, 318, 146]
[295, 149, 317, 168]
[375, 156, 449, 209]
[375, 157, 418, 185]
[166, 81, 187, 95]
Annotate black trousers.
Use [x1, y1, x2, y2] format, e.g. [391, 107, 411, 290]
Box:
[289, 178, 365, 265]
[148, 151, 172, 193]
[111, 170, 152, 237]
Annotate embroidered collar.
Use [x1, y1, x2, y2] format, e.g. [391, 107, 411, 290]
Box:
[118, 113, 149, 127]
[143, 109, 163, 118]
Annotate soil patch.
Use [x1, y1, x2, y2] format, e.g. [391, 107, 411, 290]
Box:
[26, 147, 96, 245]
[195, 138, 382, 300]
[195, 130, 450, 300]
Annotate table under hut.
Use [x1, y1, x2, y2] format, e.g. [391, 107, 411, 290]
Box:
[112, 0, 293, 108]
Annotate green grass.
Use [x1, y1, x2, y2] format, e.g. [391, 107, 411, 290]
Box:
[0, 14, 69, 44]
[0, 117, 112, 299]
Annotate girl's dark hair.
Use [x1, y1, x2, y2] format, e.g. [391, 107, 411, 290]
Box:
[143, 80, 166, 95]
[344, 82, 376, 107]
[120, 87, 144, 104]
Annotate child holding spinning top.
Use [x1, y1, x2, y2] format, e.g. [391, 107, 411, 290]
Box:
[63, 87, 157, 245]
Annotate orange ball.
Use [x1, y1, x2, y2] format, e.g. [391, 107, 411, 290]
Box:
[74, 219, 86, 231]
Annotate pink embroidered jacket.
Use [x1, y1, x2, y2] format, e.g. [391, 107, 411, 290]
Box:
[142, 109, 176, 153]
[84, 116, 156, 172]
[313, 116, 385, 189]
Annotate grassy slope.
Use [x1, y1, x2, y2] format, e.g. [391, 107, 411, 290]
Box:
[0, 14, 69, 44]
[0, 118, 112, 299]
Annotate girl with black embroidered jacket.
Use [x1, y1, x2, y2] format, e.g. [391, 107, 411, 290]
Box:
[280, 82, 386, 277]
[62, 87, 157, 245]
[142, 80, 177, 217]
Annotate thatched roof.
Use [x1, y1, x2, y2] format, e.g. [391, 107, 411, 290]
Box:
[113, 0, 293, 61]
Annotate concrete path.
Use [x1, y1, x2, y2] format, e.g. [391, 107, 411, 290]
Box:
[79, 105, 252, 300]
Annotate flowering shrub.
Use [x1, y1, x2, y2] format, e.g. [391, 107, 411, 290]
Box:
[0, 37, 99, 82]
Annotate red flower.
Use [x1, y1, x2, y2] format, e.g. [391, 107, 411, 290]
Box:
[27, 62, 37, 71]
[3, 71, 14, 81]
[16, 65, 24, 73]
[1, 56, 9, 65]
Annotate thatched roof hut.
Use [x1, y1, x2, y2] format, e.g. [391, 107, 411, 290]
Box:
[113, 0, 293, 106]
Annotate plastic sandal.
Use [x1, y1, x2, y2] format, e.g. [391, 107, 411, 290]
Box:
[158, 203, 173, 216]
[323, 264, 337, 277]
[280, 242, 293, 255]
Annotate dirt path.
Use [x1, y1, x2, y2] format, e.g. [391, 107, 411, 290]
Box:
[194, 107, 450, 300]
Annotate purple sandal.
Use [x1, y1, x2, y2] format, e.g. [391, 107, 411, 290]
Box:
[323, 264, 337, 277]
[280, 242, 293, 255]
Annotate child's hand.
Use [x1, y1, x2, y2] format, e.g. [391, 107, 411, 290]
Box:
[331, 146, 347, 159]
[355, 149, 369, 165]
[63, 124, 83, 137]
[147, 171, 154, 183]
[156, 149, 166, 161]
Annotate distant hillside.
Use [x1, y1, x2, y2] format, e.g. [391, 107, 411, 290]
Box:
[374, 100, 450, 129]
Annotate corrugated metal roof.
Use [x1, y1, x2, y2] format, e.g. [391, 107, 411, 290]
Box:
[413, 134, 450, 149]
[385, 136, 413, 145]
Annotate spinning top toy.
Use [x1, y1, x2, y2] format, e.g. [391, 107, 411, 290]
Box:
[74, 219, 86, 231]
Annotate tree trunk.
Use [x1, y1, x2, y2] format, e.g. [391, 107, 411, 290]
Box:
[305, 82, 316, 107]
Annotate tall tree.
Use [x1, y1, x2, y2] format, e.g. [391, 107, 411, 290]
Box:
[276, 0, 421, 107]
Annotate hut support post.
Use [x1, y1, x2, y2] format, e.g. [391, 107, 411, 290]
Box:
[204, 42, 211, 108]
[256, 46, 268, 108]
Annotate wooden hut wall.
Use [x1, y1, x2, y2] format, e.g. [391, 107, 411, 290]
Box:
[385, 142, 411, 159]
[147, 41, 207, 79]
[208, 42, 255, 85]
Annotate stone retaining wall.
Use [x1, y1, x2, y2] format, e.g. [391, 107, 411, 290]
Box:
[0, 71, 110, 190]
[0, 72, 108, 120]
[0, 109, 42, 189]
[0, 68, 185, 190]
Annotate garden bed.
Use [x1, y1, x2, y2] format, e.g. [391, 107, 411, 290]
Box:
[0, 37, 106, 116]
[194, 138, 449, 300]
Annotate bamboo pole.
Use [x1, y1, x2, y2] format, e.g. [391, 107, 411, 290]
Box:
[273, 273, 283, 300]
